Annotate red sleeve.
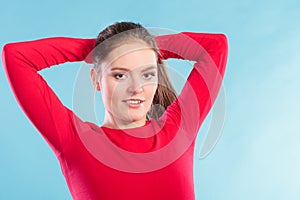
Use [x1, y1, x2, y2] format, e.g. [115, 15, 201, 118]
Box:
[1, 37, 96, 154]
[155, 32, 228, 132]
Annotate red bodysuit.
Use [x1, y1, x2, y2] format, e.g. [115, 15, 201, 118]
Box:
[2, 32, 228, 200]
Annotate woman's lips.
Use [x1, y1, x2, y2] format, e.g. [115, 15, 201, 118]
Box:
[122, 99, 145, 108]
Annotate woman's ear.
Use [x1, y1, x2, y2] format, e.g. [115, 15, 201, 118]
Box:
[90, 67, 101, 91]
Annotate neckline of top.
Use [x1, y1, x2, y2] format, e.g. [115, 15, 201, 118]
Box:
[100, 119, 153, 132]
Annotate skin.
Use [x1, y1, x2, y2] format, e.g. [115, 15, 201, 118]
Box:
[90, 41, 158, 129]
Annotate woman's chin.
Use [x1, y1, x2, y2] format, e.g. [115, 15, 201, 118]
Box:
[117, 113, 146, 125]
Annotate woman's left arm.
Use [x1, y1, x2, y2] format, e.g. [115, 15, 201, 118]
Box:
[155, 32, 228, 131]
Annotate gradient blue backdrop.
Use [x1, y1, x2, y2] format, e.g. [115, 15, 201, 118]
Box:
[1, 0, 300, 199]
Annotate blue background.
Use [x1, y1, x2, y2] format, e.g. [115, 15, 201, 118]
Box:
[1, 0, 300, 199]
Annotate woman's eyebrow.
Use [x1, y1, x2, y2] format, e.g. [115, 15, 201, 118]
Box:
[141, 65, 157, 72]
[110, 65, 157, 72]
[110, 67, 129, 71]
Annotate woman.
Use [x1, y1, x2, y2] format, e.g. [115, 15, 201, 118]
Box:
[2, 21, 228, 200]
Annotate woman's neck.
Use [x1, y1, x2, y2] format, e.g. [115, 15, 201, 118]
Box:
[102, 113, 147, 129]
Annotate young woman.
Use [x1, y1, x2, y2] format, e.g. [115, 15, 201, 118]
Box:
[2, 22, 228, 200]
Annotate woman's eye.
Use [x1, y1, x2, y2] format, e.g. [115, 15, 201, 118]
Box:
[143, 72, 156, 80]
[114, 73, 127, 80]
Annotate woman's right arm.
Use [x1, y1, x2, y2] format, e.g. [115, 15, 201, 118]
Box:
[2, 37, 95, 154]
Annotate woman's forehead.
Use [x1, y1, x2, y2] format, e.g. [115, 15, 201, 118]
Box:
[105, 43, 157, 72]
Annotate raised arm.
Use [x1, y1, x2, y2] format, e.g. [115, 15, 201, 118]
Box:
[2, 37, 96, 154]
[155, 32, 228, 132]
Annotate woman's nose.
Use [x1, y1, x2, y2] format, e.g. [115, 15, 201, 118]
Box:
[127, 78, 143, 94]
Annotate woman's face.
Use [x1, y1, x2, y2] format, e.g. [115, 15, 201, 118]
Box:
[95, 42, 158, 127]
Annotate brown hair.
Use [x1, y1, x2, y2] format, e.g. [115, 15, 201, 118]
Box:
[93, 21, 177, 121]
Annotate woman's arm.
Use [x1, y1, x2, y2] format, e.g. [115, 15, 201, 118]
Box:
[2, 37, 96, 154]
[155, 32, 228, 132]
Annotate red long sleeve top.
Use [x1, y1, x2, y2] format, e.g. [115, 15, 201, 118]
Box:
[2, 32, 228, 200]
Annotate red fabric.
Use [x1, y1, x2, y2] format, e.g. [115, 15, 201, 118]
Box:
[2, 32, 228, 200]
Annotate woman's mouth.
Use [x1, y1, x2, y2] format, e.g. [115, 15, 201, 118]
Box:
[122, 99, 145, 107]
